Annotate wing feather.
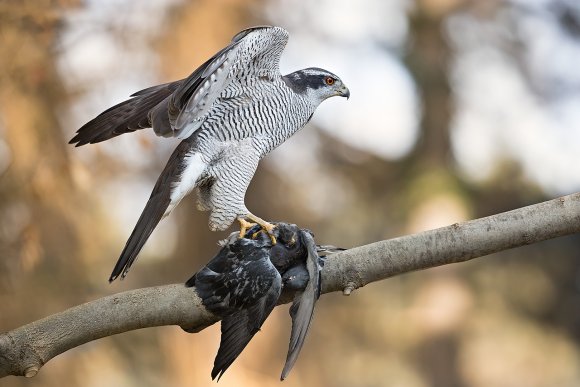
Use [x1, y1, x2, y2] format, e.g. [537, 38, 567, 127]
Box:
[69, 80, 182, 146]
[163, 26, 289, 139]
[70, 26, 290, 144]
[108, 138, 193, 281]
[211, 280, 281, 381]
[280, 230, 323, 380]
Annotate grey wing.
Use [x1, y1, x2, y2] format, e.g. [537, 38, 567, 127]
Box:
[162, 26, 290, 139]
[70, 26, 289, 145]
[69, 80, 183, 146]
[280, 230, 323, 380]
[227, 25, 289, 79]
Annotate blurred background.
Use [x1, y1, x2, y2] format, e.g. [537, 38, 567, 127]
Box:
[2, 0, 580, 386]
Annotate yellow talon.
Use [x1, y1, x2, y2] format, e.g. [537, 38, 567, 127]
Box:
[237, 218, 256, 238]
[246, 213, 277, 244]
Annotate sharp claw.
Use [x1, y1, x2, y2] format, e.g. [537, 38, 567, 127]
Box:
[245, 214, 277, 244]
[268, 233, 277, 245]
[237, 218, 256, 238]
[251, 229, 276, 244]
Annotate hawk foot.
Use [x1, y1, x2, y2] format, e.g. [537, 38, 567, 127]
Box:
[237, 218, 257, 238]
[246, 214, 277, 244]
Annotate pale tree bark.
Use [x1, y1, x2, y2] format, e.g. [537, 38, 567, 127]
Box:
[1, 192, 580, 379]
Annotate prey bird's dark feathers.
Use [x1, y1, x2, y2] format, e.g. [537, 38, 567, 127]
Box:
[188, 234, 281, 380]
[186, 223, 334, 380]
[280, 230, 323, 380]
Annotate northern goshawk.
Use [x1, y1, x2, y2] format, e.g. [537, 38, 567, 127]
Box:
[69, 26, 350, 282]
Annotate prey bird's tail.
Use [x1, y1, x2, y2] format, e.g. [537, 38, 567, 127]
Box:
[109, 139, 204, 282]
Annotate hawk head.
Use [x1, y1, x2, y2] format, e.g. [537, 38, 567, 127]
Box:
[283, 67, 350, 102]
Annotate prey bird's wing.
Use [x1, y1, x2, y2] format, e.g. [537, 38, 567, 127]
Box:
[187, 238, 282, 380]
[213, 284, 280, 381]
[69, 26, 289, 145]
[281, 230, 323, 380]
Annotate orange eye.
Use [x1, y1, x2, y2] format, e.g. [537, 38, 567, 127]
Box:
[325, 77, 335, 86]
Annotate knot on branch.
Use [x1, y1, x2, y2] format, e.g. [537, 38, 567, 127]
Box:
[24, 366, 39, 378]
[0, 332, 44, 378]
[343, 282, 357, 295]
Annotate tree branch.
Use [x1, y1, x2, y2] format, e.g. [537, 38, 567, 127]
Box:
[2, 193, 580, 379]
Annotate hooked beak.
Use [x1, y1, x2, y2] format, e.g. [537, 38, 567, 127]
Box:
[339, 85, 350, 99]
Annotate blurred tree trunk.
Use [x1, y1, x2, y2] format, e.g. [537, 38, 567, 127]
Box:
[0, 0, 92, 332]
[404, 4, 462, 385]
[406, 2, 454, 167]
